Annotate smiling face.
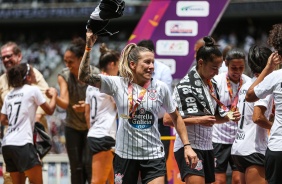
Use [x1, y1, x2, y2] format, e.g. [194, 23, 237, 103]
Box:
[130, 51, 154, 85]
[64, 50, 81, 77]
[1, 45, 22, 70]
[227, 58, 245, 83]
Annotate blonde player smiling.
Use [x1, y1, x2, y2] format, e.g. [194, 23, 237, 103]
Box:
[78, 30, 197, 184]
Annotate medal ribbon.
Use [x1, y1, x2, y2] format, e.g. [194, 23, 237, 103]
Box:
[207, 79, 229, 111]
[226, 74, 243, 111]
[128, 80, 150, 118]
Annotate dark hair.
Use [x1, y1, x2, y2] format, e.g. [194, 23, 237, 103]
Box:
[196, 36, 222, 68]
[137, 39, 155, 52]
[7, 63, 31, 88]
[66, 37, 85, 58]
[268, 23, 282, 55]
[222, 45, 233, 61]
[225, 48, 246, 66]
[99, 43, 120, 70]
[248, 45, 272, 74]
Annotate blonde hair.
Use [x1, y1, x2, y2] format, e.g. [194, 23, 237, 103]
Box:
[119, 43, 152, 82]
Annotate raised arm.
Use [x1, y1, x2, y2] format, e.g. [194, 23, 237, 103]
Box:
[246, 52, 281, 102]
[78, 30, 101, 89]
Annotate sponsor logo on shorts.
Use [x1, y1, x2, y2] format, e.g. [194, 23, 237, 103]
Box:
[195, 160, 203, 171]
[114, 173, 124, 184]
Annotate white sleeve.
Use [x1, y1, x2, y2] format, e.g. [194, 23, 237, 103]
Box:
[34, 87, 46, 106]
[85, 86, 91, 105]
[1, 96, 8, 115]
[172, 87, 179, 107]
[254, 71, 279, 99]
[100, 75, 119, 95]
[254, 94, 272, 108]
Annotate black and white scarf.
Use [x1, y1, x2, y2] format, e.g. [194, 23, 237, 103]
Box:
[176, 67, 221, 117]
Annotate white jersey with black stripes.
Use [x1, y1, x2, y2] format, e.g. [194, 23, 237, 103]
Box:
[99, 75, 175, 159]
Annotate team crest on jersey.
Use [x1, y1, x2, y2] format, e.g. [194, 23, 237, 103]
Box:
[114, 173, 124, 184]
[128, 108, 155, 129]
[195, 160, 203, 171]
[147, 88, 157, 101]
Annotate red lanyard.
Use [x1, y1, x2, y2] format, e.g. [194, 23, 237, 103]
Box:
[128, 81, 150, 118]
[226, 74, 243, 111]
[207, 79, 229, 112]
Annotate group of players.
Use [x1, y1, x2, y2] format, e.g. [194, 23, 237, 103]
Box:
[0, 21, 282, 184]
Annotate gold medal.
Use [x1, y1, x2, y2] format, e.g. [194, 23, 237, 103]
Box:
[227, 111, 235, 120]
[120, 114, 131, 119]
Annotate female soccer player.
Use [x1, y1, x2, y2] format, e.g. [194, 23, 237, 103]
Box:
[246, 23, 282, 184]
[1, 63, 57, 184]
[79, 30, 198, 184]
[231, 45, 273, 184]
[85, 43, 120, 184]
[164, 36, 241, 184]
[212, 48, 250, 184]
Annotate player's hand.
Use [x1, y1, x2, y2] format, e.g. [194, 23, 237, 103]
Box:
[266, 52, 282, 71]
[232, 110, 241, 122]
[184, 145, 198, 169]
[72, 100, 85, 112]
[86, 30, 98, 48]
[46, 87, 58, 98]
[198, 116, 216, 127]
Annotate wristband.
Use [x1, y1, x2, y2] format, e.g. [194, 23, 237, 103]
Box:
[183, 143, 191, 147]
[85, 46, 92, 52]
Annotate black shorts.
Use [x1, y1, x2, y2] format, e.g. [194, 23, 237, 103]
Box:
[88, 136, 115, 155]
[232, 153, 265, 173]
[2, 143, 41, 172]
[113, 154, 166, 184]
[213, 143, 238, 172]
[265, 148, 282, 184]
[174, 147, 215, 183]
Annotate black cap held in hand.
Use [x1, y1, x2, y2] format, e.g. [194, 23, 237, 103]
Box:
[99, 0, 125, 20]
[86, 19, 109, 33]
[87, 0, 125, 37]
[86, 19, 119, 37]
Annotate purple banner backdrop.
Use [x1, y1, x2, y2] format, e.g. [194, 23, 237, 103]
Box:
[128, 0, 230, 79]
